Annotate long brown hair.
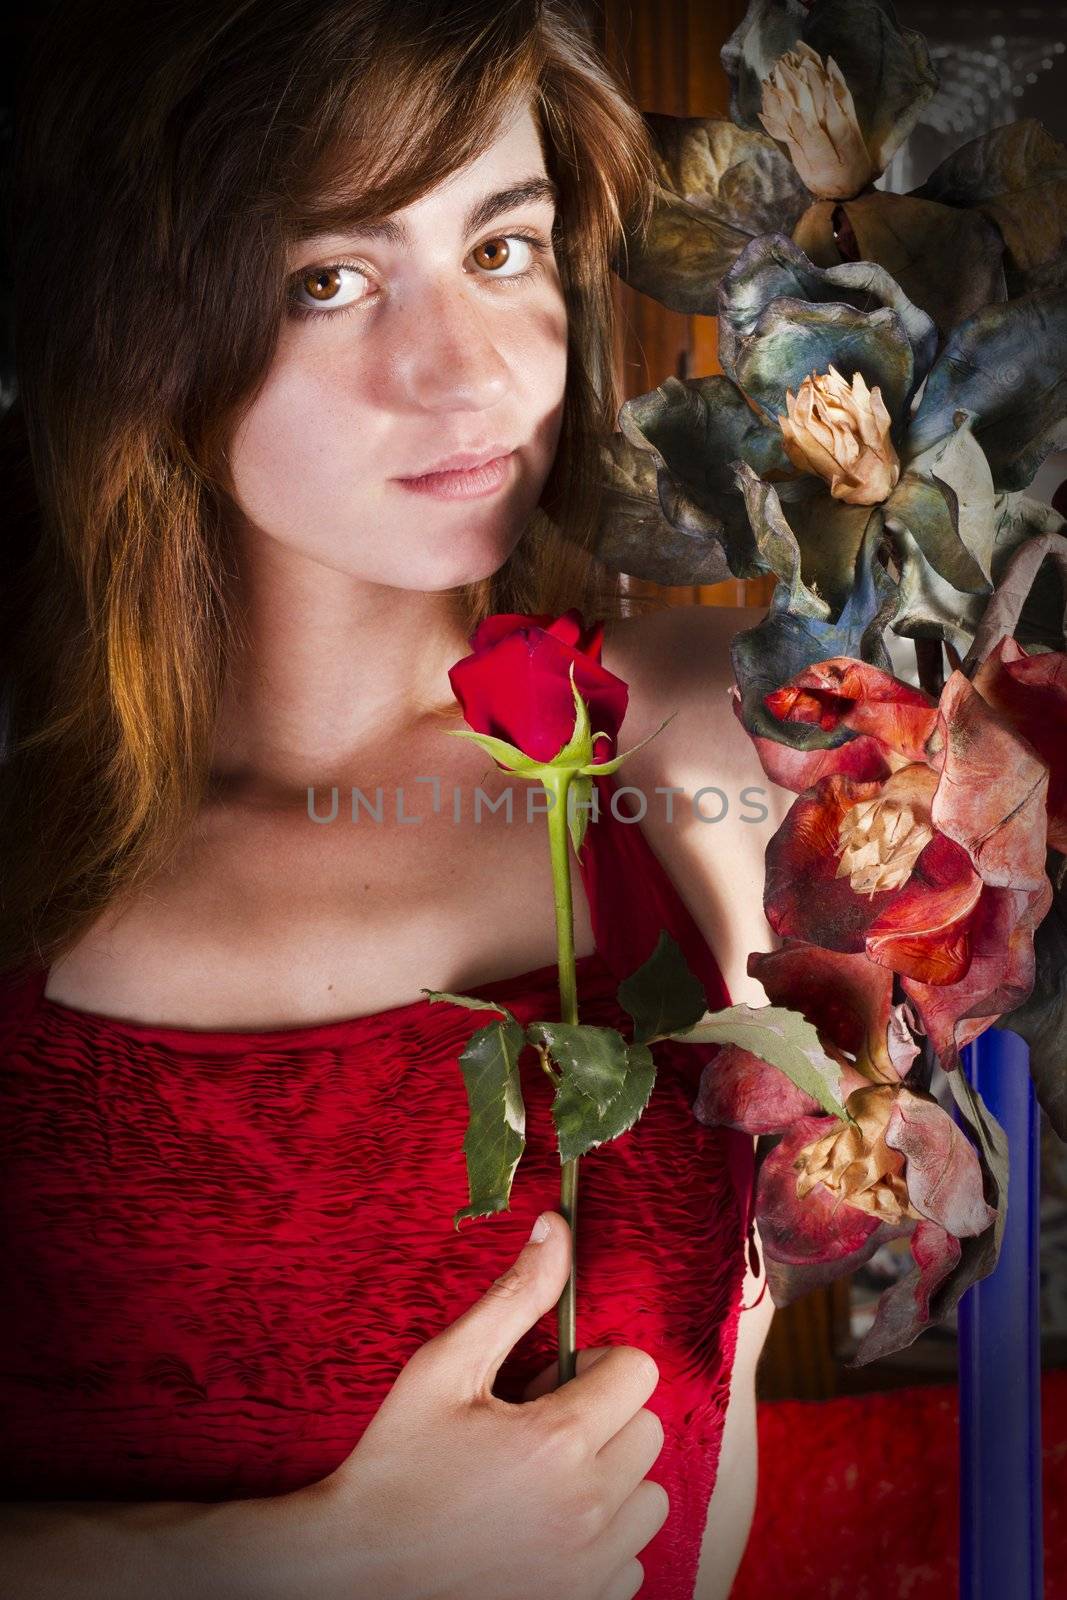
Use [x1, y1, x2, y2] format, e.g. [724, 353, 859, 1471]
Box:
[0, 0, 658, 977]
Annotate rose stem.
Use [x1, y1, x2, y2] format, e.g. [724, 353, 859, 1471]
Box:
[543, 768, 580, 1386]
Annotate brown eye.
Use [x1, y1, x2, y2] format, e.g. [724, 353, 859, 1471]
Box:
[303, 266, 343, 301]
[289, 263, 370, 316]
[472, 236, 511, 272]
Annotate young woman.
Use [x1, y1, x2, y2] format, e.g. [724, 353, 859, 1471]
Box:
[0, 2, 782, 1595]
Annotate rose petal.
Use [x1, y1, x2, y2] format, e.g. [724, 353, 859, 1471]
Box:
[972, 636, 1067, 853]
[931, 670, 1050, 891]
[756, 1114, 888, 1268]
[903, 876, 1054, 1069]
[765, 773, 912, 950]
[864, 831, 984, 983]
[467, 611, 556, 651]
[547, 608, 588, 652]
[851, 1219, 962, 1364]
[692, 1043, 865, 1134]
[883, 1090, 999, 1236]
[766, 656, 939, 762]
[731, 687, 892, 791]
[448, 618, 629, 766]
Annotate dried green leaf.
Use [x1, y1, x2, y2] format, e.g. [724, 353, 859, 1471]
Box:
[907, 290, 1067, 490]
[913, 119, 1067, 295]
[722, 0, 937, 172]
[793, 192, 1006, 334]
[614, 116, 810, 313]
[594, 431, 733, 588]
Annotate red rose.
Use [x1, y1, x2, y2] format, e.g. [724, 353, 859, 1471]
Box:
[447, 608, 629, 767]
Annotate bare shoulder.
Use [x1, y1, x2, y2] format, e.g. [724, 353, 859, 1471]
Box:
[603, 600, 760, 697]
[601, 603, 784, 797]
[601, 603, 791, 1010]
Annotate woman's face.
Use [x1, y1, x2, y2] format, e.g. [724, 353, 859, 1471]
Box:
[226, 98, 568, 591]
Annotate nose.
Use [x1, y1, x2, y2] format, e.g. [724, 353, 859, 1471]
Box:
[387, 277, 511, 414]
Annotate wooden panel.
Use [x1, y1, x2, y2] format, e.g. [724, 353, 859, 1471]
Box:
[755, 1278, 852, 1402]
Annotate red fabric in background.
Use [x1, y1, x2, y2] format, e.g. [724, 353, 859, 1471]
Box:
[730, 1367, 1067, 1599]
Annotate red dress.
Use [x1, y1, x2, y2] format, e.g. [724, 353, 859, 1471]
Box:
[0, 771, 757, 1599]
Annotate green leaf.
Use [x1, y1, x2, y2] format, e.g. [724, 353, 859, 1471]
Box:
[451, 1014, 528, 1229]
[804, 0, 938, 170]
[732, 462, 874, 618]
[906, 289, 1067, 490]
[721, 0, 807, 131]
[781, 493, 877, 618]
[551, 1042, 658, 1163]
[733, 296, 919, 436]
[999, 503, 1067, 654]
[526, 1020, 630, 1115]
[884, 473, 992, 596]
[891, 493, 1066, 653]
[615, 928, 709, 1046]
[732, 463, 831, 618]
[613, 116, 811, 314]
[668, 1001, 850, 1121]
[879, 422, 997, 649]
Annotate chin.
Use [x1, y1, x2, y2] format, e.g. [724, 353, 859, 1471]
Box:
[413, 537, 522, 591]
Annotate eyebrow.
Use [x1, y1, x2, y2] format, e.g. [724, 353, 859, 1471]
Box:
[299, 174, 560, 249]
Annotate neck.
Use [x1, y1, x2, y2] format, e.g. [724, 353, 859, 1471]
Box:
[209, 521, 475, 806]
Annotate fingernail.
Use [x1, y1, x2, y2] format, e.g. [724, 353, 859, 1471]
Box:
[529, 1213, 550, 1243]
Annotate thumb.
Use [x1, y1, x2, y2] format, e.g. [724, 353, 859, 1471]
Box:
[433, 1211, 572, 1399]
[522, 1345, 614, 1402]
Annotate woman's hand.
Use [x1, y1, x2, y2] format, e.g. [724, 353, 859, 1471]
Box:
[298, 1212, 668, 1600]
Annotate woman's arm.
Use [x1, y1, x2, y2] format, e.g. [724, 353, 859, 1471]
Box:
[693, 1212, 774, 1600]
[0, 1487, 325, 1600]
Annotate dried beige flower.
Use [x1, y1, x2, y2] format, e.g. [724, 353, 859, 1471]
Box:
[836, 795, 935, 896]
[835, 763, 938, 897]
[779, 365, 900, 505]
[794, 1083, 927, 1225]
[759, 41, 876, 199]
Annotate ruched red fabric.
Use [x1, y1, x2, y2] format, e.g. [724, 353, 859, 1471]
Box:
[0, 772, 756, 1599]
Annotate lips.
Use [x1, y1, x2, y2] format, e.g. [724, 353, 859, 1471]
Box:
[400, 445, 514, 478]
